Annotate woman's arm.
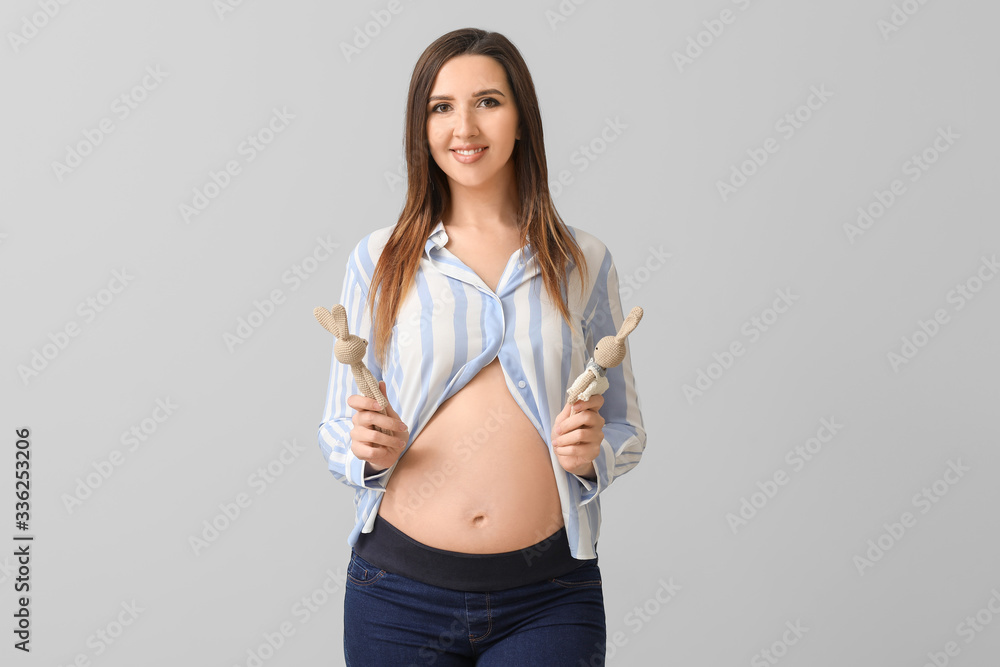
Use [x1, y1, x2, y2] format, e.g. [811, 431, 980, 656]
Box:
[571, 247, 647, 505]
[316, 242, 394, 491]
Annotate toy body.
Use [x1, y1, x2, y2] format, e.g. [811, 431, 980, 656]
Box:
[566, 306, 643, 406]
[314, 304, 390, 434]
[575, 363, 610, 402]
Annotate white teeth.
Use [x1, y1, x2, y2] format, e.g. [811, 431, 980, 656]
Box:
[455, 147, 485, 155]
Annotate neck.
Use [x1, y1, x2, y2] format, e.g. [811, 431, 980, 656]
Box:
[441, 163, 519, 233]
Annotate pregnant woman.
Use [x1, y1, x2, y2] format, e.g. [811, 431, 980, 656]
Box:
[317, 27, 646, 666]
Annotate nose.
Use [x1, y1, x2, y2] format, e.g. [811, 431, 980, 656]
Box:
[453, 106, 478, 139]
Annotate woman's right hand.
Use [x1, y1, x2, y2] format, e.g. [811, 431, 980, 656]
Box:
[348, 380, 408, 474]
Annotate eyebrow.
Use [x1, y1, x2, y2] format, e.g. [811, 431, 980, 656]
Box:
[428, 88, 506, 103]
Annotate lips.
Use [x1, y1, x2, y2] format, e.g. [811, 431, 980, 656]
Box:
[450, 146, 489, 164]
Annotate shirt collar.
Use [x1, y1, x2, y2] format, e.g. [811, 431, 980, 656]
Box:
[425, 219, 534, 260]
[426, 219, 448, 252]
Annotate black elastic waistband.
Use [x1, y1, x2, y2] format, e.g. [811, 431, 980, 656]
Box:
[353, 515, 595, 592]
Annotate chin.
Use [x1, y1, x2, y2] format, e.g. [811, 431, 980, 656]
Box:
[447, 176, 493, 190]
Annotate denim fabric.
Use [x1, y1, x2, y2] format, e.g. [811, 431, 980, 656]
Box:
[344, 549, 607, 666]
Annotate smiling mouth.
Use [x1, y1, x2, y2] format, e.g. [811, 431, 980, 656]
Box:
[450, 146, 489, 164]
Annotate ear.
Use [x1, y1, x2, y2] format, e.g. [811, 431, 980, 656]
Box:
[313, 306, 341, 337]
[615, 306, 644, 341]
[329, 304, 350, 339]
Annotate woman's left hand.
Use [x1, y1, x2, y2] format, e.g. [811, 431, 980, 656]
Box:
[551, 394, 605, 479]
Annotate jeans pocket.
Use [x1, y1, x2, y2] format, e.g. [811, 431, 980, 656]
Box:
[347, 550, 387, 587]
[548, 562, 603, 589]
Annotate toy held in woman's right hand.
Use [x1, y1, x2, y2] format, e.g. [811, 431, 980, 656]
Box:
[314, 303, 391, 435]
[566, 306, 644, 405]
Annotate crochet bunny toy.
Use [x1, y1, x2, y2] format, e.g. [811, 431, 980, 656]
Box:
[566, 306, 644, 405]
[314, 303, 391, 435]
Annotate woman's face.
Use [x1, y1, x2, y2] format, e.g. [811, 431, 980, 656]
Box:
[426, 54, 521, 190]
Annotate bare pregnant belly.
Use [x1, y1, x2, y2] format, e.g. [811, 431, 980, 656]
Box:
[377, 356, 565, 553]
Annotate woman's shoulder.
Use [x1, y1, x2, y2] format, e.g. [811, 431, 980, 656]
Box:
[564, 223, 613, 268]
[347, 224, 396, 269]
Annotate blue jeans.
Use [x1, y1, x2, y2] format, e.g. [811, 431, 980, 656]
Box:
[343, 549, 607, 666]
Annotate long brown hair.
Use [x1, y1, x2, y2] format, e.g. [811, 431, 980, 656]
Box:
[367, 27, 589, 369]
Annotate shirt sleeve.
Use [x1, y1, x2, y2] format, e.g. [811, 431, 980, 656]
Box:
[317, 244, 392, 491]
[573, 247, 647, 506]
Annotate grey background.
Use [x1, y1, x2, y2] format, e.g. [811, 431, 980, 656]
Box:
[3, 0, 999, 665]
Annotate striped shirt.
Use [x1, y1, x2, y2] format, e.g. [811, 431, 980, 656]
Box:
[317, 220, 646, 560]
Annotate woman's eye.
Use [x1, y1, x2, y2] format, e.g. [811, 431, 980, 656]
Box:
[430, 98, 499, 113]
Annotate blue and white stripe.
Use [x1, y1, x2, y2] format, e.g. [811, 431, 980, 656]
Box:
[318, 220, 646, 559]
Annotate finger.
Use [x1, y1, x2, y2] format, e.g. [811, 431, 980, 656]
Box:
[351, 442, 394, 467]
[372, 401, 407, 432]
[381, 395, 399, 419]
[361, 410, 407, 437]
[570, 412, 601, 431]
[559, 411, 599, 435]
[553, 427, 581, 446]
[378, 412, 409, 436]
[554, 442, 599, 460]
[554, 452, 594, 475]
[353, 423, 403, 451]
[347, 392, 390, 416]
[376, 381, 405, 420]
[378, 381, 387, 409]
[347, 394, 372, 411]
[560, 426, 602, 449]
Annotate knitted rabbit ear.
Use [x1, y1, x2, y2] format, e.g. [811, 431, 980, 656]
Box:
[329, 304, 350, 339]
[314, 304, 349, 339]
[615, 306, 644, 342]
[313, 306, 341, 338]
